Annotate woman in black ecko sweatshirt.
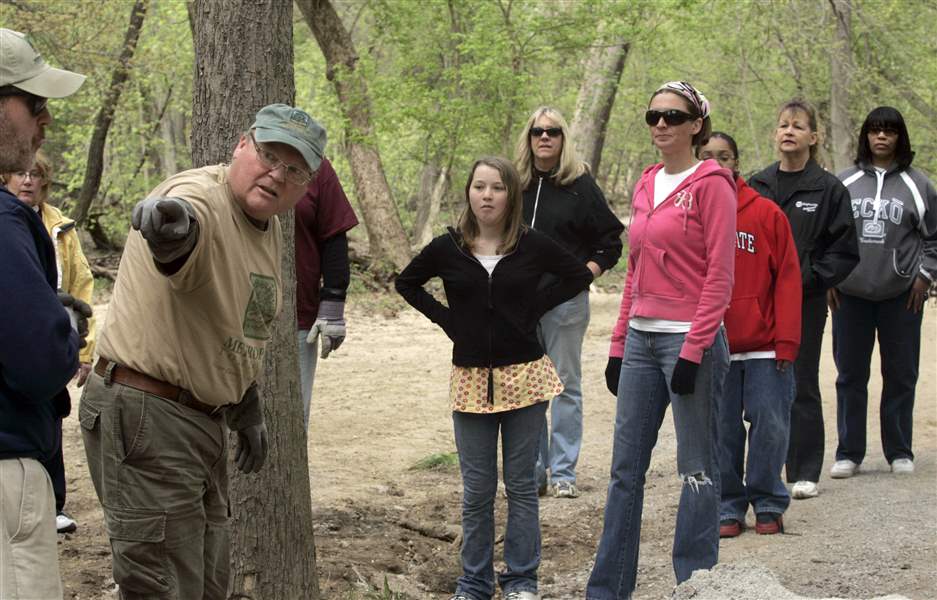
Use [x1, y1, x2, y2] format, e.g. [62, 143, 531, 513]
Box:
[748, 99, 859, 501]
[512, 106, 624, 499]
[395, 156, 592, 600]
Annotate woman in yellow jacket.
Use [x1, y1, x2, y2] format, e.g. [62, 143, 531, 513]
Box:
[2, 150, 94, 534]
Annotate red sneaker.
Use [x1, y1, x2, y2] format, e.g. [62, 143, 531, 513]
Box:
[755, 513, 783, 535]
[719, 518, 743, 538]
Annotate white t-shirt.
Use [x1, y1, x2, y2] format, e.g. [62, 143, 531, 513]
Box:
[474, 253, 504, 275]
[632, 162, 701, 333]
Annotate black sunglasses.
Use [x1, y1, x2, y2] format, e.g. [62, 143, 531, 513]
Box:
[530, 127, 563, 138]
[0, 86, 48, 117]
[645, 109, 697, 127]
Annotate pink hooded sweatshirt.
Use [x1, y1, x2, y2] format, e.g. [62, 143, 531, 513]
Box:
[610, 159, 737, 363]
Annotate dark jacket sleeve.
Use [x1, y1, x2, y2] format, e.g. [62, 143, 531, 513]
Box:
[532, 231, 594, 317]
[395, 238, 453, 336]
[0, 211, 79, 401]
[918, 172, 937, 283]
[812, 177, 859, 290]
[580, 175, 625, 272]
[319, 232, 350, 301]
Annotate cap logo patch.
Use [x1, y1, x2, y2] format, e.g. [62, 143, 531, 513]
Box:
[288, 110, 310, 129]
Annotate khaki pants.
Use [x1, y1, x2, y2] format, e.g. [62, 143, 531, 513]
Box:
[80, 371, 230, 600]
[0, 457, 63, 600]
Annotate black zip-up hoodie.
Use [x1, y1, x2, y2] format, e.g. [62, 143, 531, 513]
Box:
[524, 170, 624, 274]
[395, 227, 593, 368]
[749, 159, 859, 296]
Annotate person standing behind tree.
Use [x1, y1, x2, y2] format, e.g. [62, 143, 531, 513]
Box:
[1, 149, 95, 536]
[748, 99, 859, 500]
[295, 156, 358, 430]
[0, 27, 88, 599]
[396, 156, 592, 600]
[699, 132, 802, 539]
[513, 106, 624, 499]
[828, 106, 937, 479]
[588, 81, 735, 599]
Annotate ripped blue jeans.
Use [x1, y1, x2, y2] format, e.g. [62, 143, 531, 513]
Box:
[587, 327, 728, 599]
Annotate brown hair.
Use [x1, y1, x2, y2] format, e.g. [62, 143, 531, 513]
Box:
[0, 149, 52, 205]
[513, 106, 587, 190]
[649, 89, 712, 147]
[458, 156, 525, 254]
[777, 98, 819, 159]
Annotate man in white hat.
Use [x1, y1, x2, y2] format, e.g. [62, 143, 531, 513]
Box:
[82, 103, 327, 599]
[0, 27, 88, 599]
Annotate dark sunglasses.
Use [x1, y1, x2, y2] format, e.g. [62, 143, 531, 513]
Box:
[645, 109, 697, 127]
[0, 86, 48, 117]
[530, 126, 563, 138]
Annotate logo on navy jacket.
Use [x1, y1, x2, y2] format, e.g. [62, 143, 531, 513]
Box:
[736, 231, 756, 254]
[794, 200, 818, 213]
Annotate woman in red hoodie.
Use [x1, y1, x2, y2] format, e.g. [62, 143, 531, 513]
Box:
[587, 82, 736, 600]
[700, 132, 802, 539]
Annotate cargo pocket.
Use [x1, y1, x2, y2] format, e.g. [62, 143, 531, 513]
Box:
[104, 507, 172, 595]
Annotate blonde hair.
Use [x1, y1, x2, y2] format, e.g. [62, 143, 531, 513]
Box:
[513, 106, 587, 190]
[0, 150, 52, 205]
[777, 98, 819, 160]
[458, 156, 525, 254]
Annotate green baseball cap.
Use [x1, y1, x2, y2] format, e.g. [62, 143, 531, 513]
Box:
[1, 29, 86, 98]
[250, 104, 326, 173]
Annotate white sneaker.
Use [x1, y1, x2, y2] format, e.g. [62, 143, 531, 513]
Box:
[504, 592, 540, 600]
[830, 459, 859, 479]
[891, 458, 914, 474]
[56, 512, 77, 534]
[791, 480, 818, 499]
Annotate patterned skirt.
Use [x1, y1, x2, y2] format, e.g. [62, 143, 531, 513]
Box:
[449, 354, 563, 414]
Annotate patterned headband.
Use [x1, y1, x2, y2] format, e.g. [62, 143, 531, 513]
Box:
[657, 81, 710, 119]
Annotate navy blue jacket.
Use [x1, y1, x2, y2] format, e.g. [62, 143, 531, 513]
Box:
[0, 185, 78, 462]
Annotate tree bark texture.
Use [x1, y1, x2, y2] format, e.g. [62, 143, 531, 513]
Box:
[72, 0, 147, 226]
[296, 0, 413, 271]
[571, 39, 630, 177]
[411, 162, 450, 250]
[829, 0, 855, 173]
[190, 0, 320, 597]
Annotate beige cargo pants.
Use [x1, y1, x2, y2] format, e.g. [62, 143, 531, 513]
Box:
[80, 371, 229, 600]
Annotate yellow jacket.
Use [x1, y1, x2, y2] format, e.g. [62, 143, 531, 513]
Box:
[39, 203, 96, 363]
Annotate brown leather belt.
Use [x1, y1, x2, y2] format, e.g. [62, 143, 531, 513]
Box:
[94, 358, 224, 417]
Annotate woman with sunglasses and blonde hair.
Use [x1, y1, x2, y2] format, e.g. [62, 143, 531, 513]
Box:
[513, 107, 624, 499]
[396, 156, 592, 600]
[587, 82, 735, 599]
[1, 149, 94, 535]
[748, 99, 858, 500]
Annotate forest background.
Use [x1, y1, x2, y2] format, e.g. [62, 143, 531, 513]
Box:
[3, 0, 936, 276]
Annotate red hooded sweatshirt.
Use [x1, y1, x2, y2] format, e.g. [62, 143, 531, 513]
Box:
[725, 178, 802, 362]
[610, 159, 736, 363]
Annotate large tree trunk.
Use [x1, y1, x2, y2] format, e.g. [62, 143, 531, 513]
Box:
[72, 0, 147, 226]
[191, 0, 320, 597]
[571, 37, 630, 176]
[296, 0, 412, 271]
[829, 0, 855, 173]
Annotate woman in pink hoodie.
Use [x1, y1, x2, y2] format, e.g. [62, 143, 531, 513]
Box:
[587, 82, 736, 600]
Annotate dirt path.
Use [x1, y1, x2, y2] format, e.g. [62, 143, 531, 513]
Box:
[59, 293, 937, 599]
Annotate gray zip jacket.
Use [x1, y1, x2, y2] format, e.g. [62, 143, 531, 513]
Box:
[836, 162, 937, 301]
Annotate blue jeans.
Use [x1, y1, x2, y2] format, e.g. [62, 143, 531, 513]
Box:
[297, 330, 318, 430]
[536, 290, 590, 486]
[587, 327, 728, 600]
[452, 402, 547, 600]
[833, 289, 921, 464]
[717, 359, 794, 521]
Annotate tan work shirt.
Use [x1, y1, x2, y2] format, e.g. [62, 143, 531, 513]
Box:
[98, 165, 282, 407]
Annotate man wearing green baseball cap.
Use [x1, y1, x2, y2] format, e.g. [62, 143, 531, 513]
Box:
[1, 27, 87, 600]
[81, 104, 326, 599]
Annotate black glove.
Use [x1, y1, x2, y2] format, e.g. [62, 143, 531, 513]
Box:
[131, 196, 199, 263]
[235, 423, 268, 473]
[57, 291, 93, 348]
[605, 356, 622, 396]
[670, 357, 699, 395]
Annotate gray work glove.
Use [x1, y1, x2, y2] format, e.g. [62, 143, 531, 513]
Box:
[58, 291, 93, 349]
[226, 383, 268, 473]
[131, 196, 199, 263]
[306, 299, 346, 359]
